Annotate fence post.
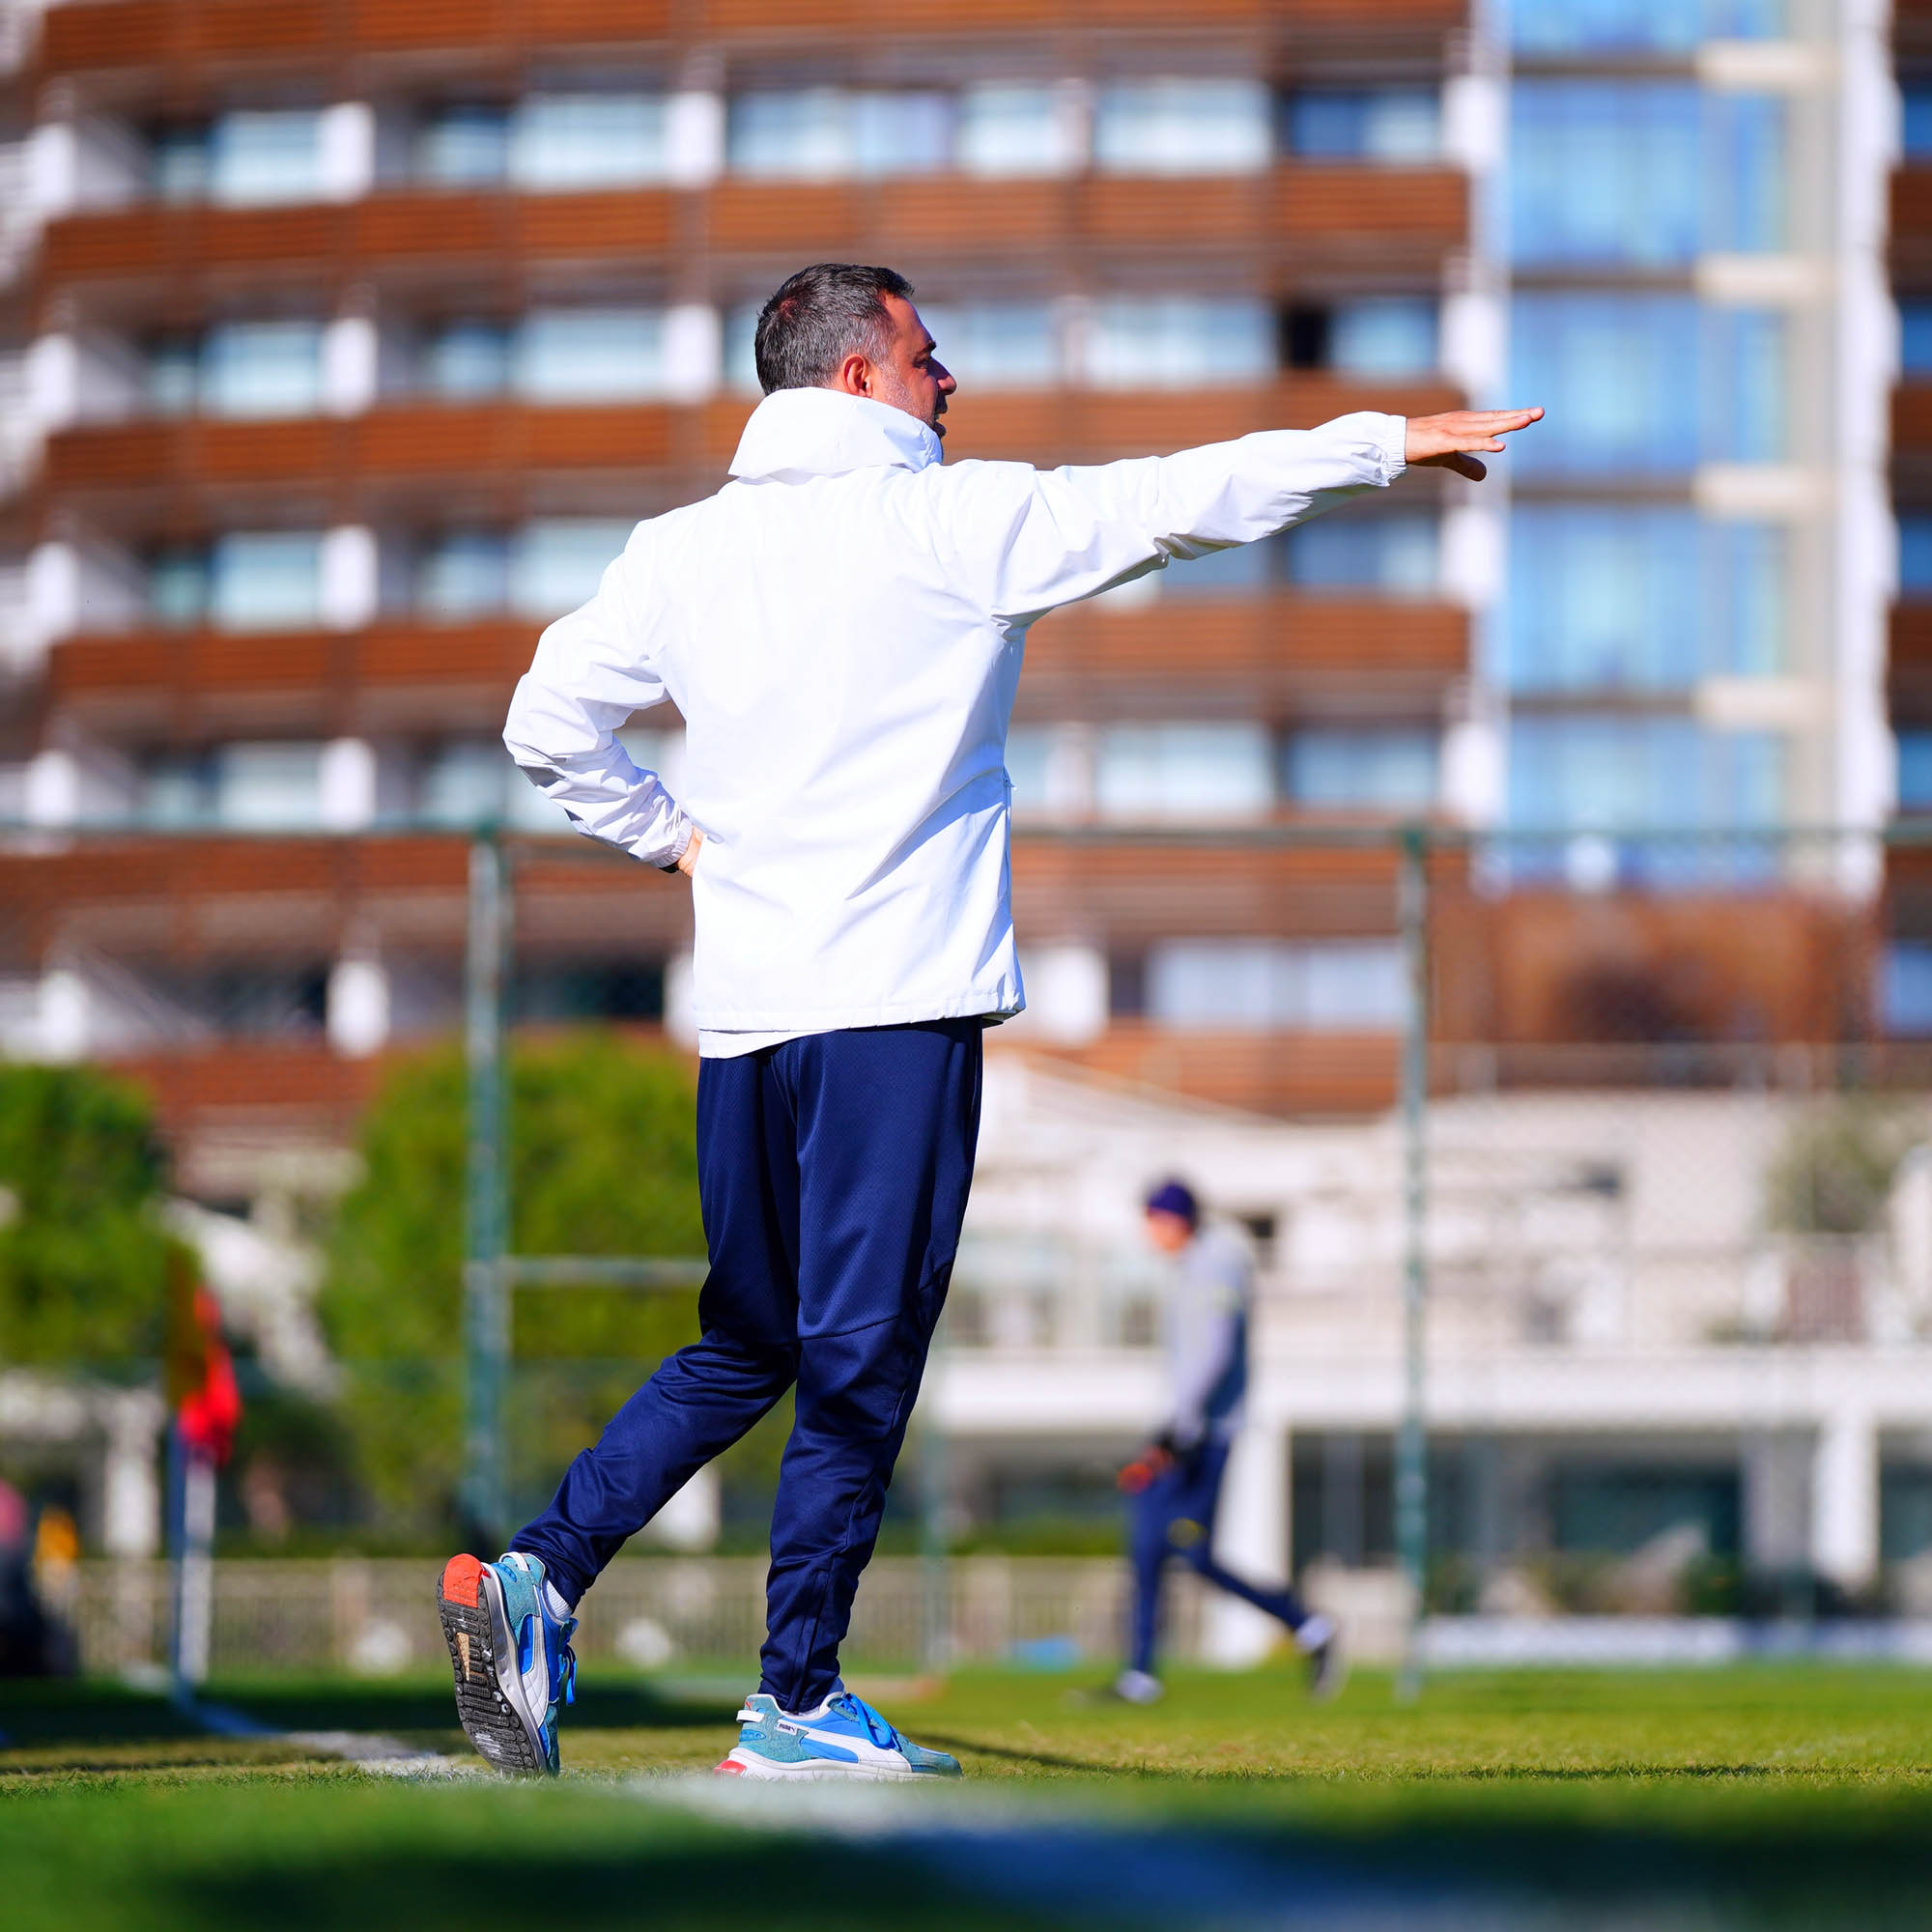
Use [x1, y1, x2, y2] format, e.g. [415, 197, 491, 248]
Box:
[1394, 824, 1431, 1699]
[463, 829, 511, 1547]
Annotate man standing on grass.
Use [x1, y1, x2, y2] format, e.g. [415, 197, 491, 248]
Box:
[1113, 1179, 1342, 1706]
[436, 261, 1539, 1780]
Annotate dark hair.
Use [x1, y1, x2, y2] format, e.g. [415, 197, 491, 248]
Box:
[1144, 1179, 1200, 1228]
[753, 263, 915, 395]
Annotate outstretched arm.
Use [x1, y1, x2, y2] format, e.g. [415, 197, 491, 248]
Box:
[948, 407, 1541, 626]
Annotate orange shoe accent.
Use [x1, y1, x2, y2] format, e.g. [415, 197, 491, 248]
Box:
[441, 1553, 484, 1608]
[714, 1756, 746, 1775]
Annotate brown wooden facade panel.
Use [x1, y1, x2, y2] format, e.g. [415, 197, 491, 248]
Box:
[41, 0, 1464, 76]
[47, 621, 537, 742]
[1890, 603, 1932, 722]
[1894, 384, 1932, 455]
[39, 165, 1465, 312]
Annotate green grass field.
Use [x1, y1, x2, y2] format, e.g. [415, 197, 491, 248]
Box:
[6, 1663, 1931, 1929]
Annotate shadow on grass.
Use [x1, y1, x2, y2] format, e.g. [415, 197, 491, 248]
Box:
[172, 1843, 1058, 1932]
[123, 1807, 1932, 1932]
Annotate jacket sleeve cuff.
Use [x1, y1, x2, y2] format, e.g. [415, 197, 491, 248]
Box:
[652, 820, 694, 873]
[1375, 413, 1408, 486]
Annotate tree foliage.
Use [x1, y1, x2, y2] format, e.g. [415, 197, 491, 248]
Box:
[0, 1063, 175, 1367]
[320, 1032, 710, 1529]
[1764, 1100, 1918, 1237]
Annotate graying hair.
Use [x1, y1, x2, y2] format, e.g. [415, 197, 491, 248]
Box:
[753, 263, 915, 395]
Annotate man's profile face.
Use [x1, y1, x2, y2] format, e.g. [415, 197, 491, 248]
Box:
[866, 296, 956, 440]
[1145, 1208, 1193, 1256]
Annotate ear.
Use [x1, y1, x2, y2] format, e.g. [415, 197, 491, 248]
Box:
[833, 349, 872, 397]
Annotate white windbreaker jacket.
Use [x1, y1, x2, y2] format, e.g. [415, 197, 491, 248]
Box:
[502, 387, 1407, 1052]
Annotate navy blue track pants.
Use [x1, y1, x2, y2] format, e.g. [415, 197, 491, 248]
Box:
[512, 1018, 982, 1714]
[1128, 1437, 1311, 1675]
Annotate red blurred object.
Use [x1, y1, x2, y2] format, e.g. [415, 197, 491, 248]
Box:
[1117, 1445, 1175, 1495]
[176, 1287, 242, 1466]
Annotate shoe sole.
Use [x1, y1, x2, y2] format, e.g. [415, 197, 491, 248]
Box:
[714, 1747, 956, 1781]
[438, 1554, 548, 1776]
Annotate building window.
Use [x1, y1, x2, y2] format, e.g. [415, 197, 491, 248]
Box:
[1508, 716, 1785, 873]
[151, 534, 323, 631]
[956, 84, 1069, 176]
[1093, 723, 1275, 821]
[1282, 90, 1439, 162]
[1086, 297, 1275, 389]
[1092, 80, 1273, 176]
[195, 321, 326, 418]
[727, 90, 953, 179]
[209, 533, 323, 631]
[423, 321, 514, 397]
[140, 742, 331, 829]
[212, 742, 325, 829]
[149, 109, 327, 205]
[1902, 515, 1932, 594]
[1284, 298, 1438, 377]
[511, 520, 633, 617]
[1508, 0, 1783, 56]
[214, 111, 325, 206]
[510, 93, 670, 189]
[516, 308, 668, 402]
[1510, 295, 1786, 475]
[917, 303, 1061, 388]
[514, 965, 666, 1023]
[1898, 728, 1932, 812]
[1146, 938, 1406, 1031]
[420, 312, 669, 402]
[1507, 507, 1786, 691]
[1883, 941, 1932, 1036]
[417, 103, 512, 184]
[1906, 89, 1932, 162]
[1512, 83, 1785, 266]
[1331, 298, 1438, 378]
[1283, 728, 1438, 810]
[1903, 300, 1932, 375]
[1285, 512, 1438, 597]
[417, 531, 511, 618]
[151, 122, 213, 202]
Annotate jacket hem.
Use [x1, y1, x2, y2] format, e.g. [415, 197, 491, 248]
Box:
[692, 992, 1023, 1033]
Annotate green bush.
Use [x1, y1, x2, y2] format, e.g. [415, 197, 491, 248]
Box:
[1764, 1100, 1919, 1237]
[321, 1033, 711, 1535]
[0, 1063, 177, 1369]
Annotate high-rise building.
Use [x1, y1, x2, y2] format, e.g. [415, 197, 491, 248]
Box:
[0, 0, 1910, 1188]
[1497, 0, 1894, 878]
[0, 0, 1476, 1189]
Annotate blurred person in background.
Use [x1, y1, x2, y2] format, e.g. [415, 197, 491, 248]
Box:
[439, 259, 1535, 1779]
[1114, 1179, 1343, 1704]
[0, 1479, 56, 1677]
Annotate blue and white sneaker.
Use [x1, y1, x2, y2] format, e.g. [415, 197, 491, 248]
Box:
[716, 1689, 962, 1781]
[438, 1549, 577, 1776]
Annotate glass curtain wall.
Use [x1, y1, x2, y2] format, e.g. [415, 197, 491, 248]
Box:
[1504, 5, 1794, 869]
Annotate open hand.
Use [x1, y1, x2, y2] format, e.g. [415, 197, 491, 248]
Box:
[1405, 408, 1544, 481]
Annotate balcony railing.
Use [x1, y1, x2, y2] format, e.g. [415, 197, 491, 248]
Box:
[38, 0, 1470, 79]
[38, 167, 1468, 298]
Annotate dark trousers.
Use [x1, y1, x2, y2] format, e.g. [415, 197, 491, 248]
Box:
[1128, 1436, 1311, 1675]
[512, 1018, 982, 1715]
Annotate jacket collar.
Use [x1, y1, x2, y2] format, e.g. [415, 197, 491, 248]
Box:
[727, 386, 942, 483]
